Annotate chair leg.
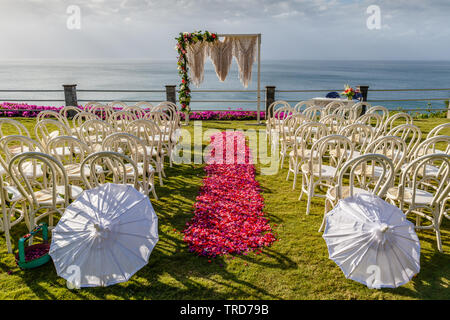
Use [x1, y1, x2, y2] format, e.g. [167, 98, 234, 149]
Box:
[306, 179, 313, 215]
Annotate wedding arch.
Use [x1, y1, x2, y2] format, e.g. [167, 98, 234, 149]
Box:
[175, 31, 262, 124]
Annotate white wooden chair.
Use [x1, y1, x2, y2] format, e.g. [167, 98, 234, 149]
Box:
[278, 114, 308, 169]
[34, 118, 72, 148]
[109, 110, 138, 132]
[302, 105, 323, 122]
[387, 124, 422, 161]
[59, 106, 82, 134]
[109, 101, 129, 110]
[47, 136, 93, 188]
[287, 122, 329, 190]
[367, 105, 390, 124]
[0, 162, 27, 253]
[382, 112, 413, 135]
[124, 105, 146, 119]
[8, 152, 71, 231]
[80, 151, 139, 191]
[386, 153, 450, 252]
[87, 104, 114, 121]
[319, 114, 346, 134]
[126, 119, 165, 186]
[356, 112, 384, 138]
[0, 118, 31, 138]
[323, 101, 344, 117]
[350, 102, 371, 121]
[426, 122, 450, 139]
[78, 119, 113, 152]
[266, 100, 292, 142]
[293, 100, 314, 114]
[103, 132, 158, 199]
[299, 135, 354, 216]
[363, 136, 408, 174]
[321, 154, 395, 232]
[337, 123, 374, 159]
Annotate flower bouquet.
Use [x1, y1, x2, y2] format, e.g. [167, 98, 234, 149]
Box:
[341, 84, 358, 100]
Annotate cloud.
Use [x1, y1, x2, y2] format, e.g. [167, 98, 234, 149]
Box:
[0, 0, 448, 60]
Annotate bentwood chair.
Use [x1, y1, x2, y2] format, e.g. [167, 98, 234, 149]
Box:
[321, 153, 395, 232]
[386, 153, 450, 252]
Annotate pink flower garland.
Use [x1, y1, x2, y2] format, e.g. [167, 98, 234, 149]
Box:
[183, 131, 277, 258]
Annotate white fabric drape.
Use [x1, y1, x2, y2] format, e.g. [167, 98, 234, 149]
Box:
[208, 37, 234, 82]
[186, 41, 209, 87]
[231, 35, 258, 88]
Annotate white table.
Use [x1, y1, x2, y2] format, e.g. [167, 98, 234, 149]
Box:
[312, 97, 357, 108]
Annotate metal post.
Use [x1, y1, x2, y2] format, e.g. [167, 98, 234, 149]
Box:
[63, 84, 78, 118]
[265, 86, 276, 118]
[165, 85, 177, 104]
[357, 85, 369, 114]
[446, 100, 450, 119]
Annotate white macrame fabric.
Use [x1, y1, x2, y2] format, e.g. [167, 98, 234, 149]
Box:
[208, 37, 234, 82]
[232, 35, 258, 88]
[186, 41, 209, 87]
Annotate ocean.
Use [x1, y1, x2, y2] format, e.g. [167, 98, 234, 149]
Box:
[0, 59, 449, 111]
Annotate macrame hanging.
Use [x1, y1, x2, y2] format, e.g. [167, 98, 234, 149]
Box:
[232, 35, 258, 88]
[185, 41, 209, 87]
[208, 37, 234, 82]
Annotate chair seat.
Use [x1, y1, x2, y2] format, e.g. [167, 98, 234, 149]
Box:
[21, 162, 44, 178]
[52, 146, 82, 156]
[289, 149, 318, 158]
[329, 149, 360, 159]
[327, 186, 372, 201]
[8, 145, 30, 155]
[64, 164, 103, 179]
[387, 187, 435, 206]
[354, 164, 385, 177]
[55, 185, 84, 200]
[117, 163, 155, 176]
[4, 185, 24, 202]
[400, 163, 441, 177]
[301, 163, 337, 178]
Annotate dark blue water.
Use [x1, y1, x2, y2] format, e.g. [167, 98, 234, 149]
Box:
[0, 59, 448, 111]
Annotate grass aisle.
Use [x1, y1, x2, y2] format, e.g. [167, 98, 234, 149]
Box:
[0, 118, 448, 299]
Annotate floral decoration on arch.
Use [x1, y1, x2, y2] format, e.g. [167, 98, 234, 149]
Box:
[175, 30, 218, 113]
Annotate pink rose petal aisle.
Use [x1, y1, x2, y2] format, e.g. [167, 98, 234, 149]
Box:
[183, 131, 277, 258]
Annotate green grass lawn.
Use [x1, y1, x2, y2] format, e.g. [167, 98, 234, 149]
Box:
[0, 117, 449, 300]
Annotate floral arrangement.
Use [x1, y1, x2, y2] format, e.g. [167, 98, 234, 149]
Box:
[0, 102, 64, 117]
[183, 131, 277, 258]
[341, 84, 358, 100]
[175, 30, 218, 114]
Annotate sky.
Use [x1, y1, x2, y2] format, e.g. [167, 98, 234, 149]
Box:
[0, 0, 449, 60]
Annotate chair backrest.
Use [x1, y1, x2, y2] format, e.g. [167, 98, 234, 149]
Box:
[412, 135, 450, 160]
[302, 105, 323, 122]
[292, 122, 329, 159]
[87, 104, 114, 121]
[78, 119, 113, 148]
[398, 153, 450, 210]
[323, 101, 345, 116]
[426, 122, 450, 139]
[8, 152, 69, 209]
[319, 114, 346, 134]
[0, 119, 30, 138]
[102, 133, 150, 182]
[47, 136, 91, 165]
[356, 112, 383, 138]
[126, 119, 162, 157]
[365, 136, 408, 172]
[387, 124, 422, 160]
[351, 102, 371, 120]
[36, 110, 66, 125]
[80, 151, 139, 190]
[367, 106, 389, 123]
[134, 101, 154, 112]
[383, 112, 413, 134]
[267, 100, 291, 120]
[336, 153, 395, 199]
[124, 105, 146, 119]
[73, 111, 101, 133]
[308, 135, 354, 180]
[109, 110, 138, 131]
[109, 101, 128, 110]
[34, 119, 71, 148]
[0, 135, 45, 163]
[332, 105, 355, 121]
[339, 123, 374, 152]
[59, 106, 82, 129]
[293, 100, 314, 113]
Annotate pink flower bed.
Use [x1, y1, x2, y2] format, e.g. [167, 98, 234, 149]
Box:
[183, 131, 276, 257]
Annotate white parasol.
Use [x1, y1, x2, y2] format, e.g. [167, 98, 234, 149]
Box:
[49, 183, 159, 287]
[322, 193, 420, 289]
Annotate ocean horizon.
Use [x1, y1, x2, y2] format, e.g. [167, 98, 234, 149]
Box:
[0, 59, 449, 111]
